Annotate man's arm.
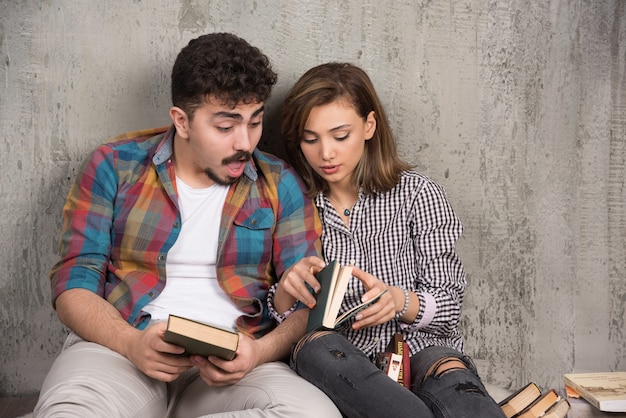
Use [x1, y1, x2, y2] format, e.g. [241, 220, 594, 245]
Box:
[251, 306, 308, 363]
[56, 288, 192, 382]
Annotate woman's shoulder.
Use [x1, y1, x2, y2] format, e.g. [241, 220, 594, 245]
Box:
[389, 171, 452, 203]
[397, 170, 442, 189]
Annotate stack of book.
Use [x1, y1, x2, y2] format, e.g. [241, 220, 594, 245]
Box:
[563, 372, 626, 418]
[499, 382, 570, 418]
[375, 333, 411, 390]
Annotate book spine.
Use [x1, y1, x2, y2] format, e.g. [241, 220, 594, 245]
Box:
[402, 341, 411, 389]
[394, 335, 404, 386]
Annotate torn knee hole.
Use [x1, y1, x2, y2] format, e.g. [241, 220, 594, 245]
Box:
[428, 357, 468, 378]
[330, 349, 345, 359]
[456, 382, 485, 395]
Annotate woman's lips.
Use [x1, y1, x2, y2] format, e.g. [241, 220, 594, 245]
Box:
[321, 165, 339, 175]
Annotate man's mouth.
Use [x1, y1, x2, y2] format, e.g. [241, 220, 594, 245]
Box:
[223, 151, 251, 177]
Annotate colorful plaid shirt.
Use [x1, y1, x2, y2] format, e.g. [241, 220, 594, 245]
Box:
[50, 125, 321, 338]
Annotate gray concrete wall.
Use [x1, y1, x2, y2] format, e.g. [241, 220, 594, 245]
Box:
[1, 0, 625, 397]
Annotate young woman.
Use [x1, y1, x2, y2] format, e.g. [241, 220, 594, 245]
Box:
[268, 62, 505, 418]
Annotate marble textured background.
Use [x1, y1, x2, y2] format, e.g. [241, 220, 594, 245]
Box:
[1, 0, 625, 397]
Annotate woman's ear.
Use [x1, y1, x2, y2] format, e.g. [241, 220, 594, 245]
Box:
[169, 106, 190, 139]
[364, 111, 377, 140]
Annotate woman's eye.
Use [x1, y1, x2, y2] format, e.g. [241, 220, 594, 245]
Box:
[335, 133, 349, 141]
[302, 137, 317, 144]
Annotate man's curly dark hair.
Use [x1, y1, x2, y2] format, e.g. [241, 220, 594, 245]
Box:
[171, 33, 278, 118]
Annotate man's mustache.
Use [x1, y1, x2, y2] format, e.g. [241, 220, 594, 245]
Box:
[223, 151, 251, 165]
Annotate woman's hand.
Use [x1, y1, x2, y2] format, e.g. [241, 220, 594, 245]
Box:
[274, 256, 327, 312]
[350, 266, 404, 330]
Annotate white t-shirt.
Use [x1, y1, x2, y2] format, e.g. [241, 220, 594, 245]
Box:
[142, 178, 241, 330]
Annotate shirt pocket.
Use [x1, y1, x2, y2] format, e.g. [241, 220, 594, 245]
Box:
[234, 207, 275, 230]
[232, 208, 275, 265]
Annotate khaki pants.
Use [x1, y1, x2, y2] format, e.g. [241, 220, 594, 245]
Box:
[34, 333, 340, 418]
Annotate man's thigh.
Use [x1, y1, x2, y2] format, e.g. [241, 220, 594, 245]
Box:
[173, 361, 341, 418]
[34, 333, 167, 418]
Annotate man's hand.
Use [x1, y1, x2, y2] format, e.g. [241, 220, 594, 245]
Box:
[189, 333, 260, 386]
[123, 321, 193, 382]
[55, 289, 193, 382]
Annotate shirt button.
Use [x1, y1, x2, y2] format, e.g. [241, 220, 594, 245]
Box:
[158, 255, 164, 261]
[348, 289, 354, 296]
[173, 222, 180, 228]
[149, 291, 155, 298]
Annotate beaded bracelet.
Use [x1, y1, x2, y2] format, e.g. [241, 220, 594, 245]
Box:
[395, 287, 410, 319]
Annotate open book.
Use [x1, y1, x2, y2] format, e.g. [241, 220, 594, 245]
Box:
[306, 260, 387, 332]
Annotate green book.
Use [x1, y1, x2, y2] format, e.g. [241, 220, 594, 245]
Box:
[306, 260, 387, 332]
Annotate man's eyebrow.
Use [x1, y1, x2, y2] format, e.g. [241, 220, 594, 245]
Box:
[213, 105, 265, 121]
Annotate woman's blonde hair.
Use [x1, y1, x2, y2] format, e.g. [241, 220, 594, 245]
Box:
[281, 62, 412, 197]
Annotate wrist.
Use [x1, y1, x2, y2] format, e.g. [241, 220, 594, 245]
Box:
[274, 281, 298, 314]
[394, 287, 410, 319]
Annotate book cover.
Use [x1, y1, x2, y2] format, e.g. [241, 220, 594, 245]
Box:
[564, 372, 626, 413]
[498, 382, 542, 418]
[163, 314, 239, 360]
[566, 396, 626, 418]
[306, 260, 387, 332]
[515, 389, 560, 418]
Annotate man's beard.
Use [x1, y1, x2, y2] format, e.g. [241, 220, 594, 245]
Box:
[204, 150, 252, 185]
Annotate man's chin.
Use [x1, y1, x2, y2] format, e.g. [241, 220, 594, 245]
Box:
[204, 169, 240, 186]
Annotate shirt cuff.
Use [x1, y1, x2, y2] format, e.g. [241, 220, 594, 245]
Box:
[266, 283, 300, 323]
[399, 291, 436, 330]
[415, 291, 436, 329]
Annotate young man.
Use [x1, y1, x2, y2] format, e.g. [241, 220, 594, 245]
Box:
[34, 33, 340, 417]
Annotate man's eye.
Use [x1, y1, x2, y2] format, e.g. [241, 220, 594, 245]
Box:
[217, 126, 233, 132]
[249, 121, 262, 128]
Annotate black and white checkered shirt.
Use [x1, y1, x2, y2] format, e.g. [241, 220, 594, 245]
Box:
[317, 171, 466, 358]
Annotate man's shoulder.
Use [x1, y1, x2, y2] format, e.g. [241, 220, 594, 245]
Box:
[105, 126, 169, 145]
[252, 150, 296, 179]
[253, 149, 289, 167]
[101, 126, 169, 151]
[87, 126, 169, 166]
[251, 150, 307, 198]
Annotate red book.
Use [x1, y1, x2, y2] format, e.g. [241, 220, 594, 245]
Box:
[401, 341, 411, 389]
[386, 333, 411, 389]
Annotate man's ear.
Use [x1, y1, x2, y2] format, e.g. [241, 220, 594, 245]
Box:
[364, 111, 377, 140]
[169, 106, 190, 139]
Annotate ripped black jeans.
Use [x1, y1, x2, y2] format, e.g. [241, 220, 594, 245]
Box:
[291, 331, 506, 418]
